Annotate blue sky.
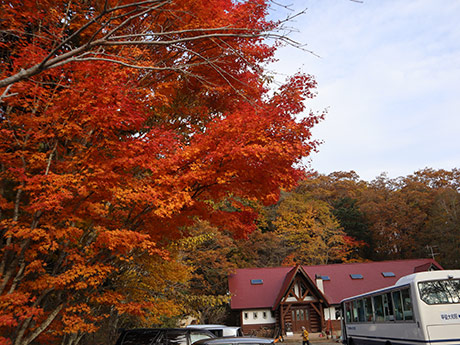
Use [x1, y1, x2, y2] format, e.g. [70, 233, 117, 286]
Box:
[269, 0, 460, 181]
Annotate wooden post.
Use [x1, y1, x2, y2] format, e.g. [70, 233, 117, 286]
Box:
[280, 305, 285, 335]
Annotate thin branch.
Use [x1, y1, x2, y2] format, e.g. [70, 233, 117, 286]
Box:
[45, 142, 58, 176]
[0, 84, 17, 103]
[71, 56, 176, 70]
[0, 2, 309, 89]
[108, 26, 256, 40]
[102, 32, 268, 46]
[101, 2, 168, 41]
[107, 0, 169, 12]
[7, 259, 25, 294]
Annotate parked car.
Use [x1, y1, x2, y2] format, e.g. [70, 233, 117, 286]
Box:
[186, 325, 243, 337]
[192, 337, 274, 345]
[114, 328, 216, 345]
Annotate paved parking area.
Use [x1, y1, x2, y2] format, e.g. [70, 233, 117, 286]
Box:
[281, 333, 341, 345]
[283, 340, 340, 345]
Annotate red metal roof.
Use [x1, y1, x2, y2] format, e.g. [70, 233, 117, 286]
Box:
[228, 259, 442, 308]
[272, 266, 298, 309]
[229, 266, 292, 310]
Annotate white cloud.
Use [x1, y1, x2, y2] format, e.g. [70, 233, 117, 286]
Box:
[269, 0, 460, 180]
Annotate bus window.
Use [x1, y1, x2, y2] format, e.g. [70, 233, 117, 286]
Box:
[364, 297, 373, 322]
[352, 300, 359, 322]
[357, 299, 365, 322]
[418, 279, 460, 305]
[373, 295, 384, 322]
[401, 288, 413, 320]
[383, 293, 394, 321]
[392, 290, 403, 321]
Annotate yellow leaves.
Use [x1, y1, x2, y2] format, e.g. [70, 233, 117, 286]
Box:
[176, 232, 215, 251]
[274, 189, 348, 265]
[182, 294, 231, 310]
[109, 249, 193, 325]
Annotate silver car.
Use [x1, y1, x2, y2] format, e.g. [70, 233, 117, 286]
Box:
[115, 328, 216, 345]
[192, 337, 274, 345]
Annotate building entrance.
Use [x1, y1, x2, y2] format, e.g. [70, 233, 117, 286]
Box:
[291, 307, 310, 332]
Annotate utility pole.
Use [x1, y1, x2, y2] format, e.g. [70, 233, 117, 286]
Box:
[426, 245, 439, 260]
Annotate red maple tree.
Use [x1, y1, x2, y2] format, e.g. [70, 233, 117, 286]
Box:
[0, 1, 322, 344]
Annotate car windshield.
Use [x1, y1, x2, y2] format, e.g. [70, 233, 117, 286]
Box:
[189, 331, 213, 344]
[196, 340, 273, 345]
[418, 279, 460, 304]
[119, 330, 160, 345]
[165, 331, 188, 345]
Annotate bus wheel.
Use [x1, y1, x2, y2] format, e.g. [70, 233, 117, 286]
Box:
[347, 338, 354, 345]
[385, 341, 392, 345]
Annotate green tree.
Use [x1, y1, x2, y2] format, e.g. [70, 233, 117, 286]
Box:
[332, 197, 371, 259]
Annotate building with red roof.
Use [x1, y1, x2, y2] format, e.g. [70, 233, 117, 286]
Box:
[228, 259, 442, 335]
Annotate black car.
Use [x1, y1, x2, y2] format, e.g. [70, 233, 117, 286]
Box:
[192, 337, 275, 345]
[115, 328, 216, 345]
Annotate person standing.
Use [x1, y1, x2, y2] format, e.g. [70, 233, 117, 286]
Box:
[302, 326, 311, 345]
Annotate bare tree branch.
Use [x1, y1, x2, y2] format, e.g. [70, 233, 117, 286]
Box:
[0, 0, 309, 89]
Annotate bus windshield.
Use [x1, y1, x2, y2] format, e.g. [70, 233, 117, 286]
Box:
[418, 279, 460, 305]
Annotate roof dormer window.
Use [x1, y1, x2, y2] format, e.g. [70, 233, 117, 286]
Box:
[350, 274, 363, 280]
[251, 279, 263, 285]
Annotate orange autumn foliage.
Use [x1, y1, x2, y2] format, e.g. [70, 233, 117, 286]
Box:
[0, 0, 322, 344]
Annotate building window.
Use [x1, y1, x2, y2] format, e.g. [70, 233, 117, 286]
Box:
[263, 311, 267, 319]
[253, 312, 258, 319]
[244, 312, 248, 320]
[251, 279, 263, 285]
[300, 282, 307, 296]
[350, 274, 363, 280]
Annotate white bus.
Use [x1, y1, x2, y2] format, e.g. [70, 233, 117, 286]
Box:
[340, 270, 460, 345]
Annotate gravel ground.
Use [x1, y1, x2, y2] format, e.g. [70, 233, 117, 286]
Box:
[276, 333, 342, 345]
[282, 341, 340, 345]
[282, 336, 342, 345]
